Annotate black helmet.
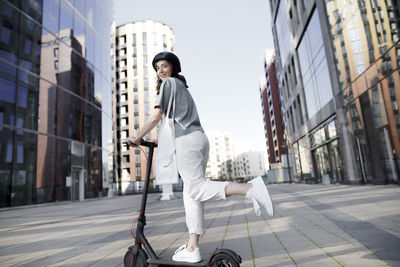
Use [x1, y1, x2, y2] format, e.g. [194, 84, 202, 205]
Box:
[152, 52, 181, 73]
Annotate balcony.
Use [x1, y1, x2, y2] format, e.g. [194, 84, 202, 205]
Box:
[121, 161, 130, 169]
[119, 77, 127, 83]
[119, 88, 128, 94]
[119, 100, 128, 106]
[120, 124, 129, 131]
[121, 150, 130, 156]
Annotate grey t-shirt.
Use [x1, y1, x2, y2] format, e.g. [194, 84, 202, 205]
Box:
[155, 77, 204, 138]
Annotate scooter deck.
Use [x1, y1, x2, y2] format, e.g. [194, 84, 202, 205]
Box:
[147, 258, 208, 266]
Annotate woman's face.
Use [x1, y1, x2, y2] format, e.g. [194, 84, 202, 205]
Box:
[156, 59, 173, 80]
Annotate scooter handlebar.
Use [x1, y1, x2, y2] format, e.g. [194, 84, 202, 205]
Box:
[126, 139, 157, 148]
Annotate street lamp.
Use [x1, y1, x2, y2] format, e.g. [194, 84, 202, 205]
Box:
[282, 142, 293, 184]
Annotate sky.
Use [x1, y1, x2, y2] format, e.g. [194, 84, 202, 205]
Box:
[114, 0, 275, 151]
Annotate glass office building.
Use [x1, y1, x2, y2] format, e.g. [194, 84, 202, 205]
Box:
[0, 0, 113, 207]
[269, 0, 399, 184]
[326, 0, 400, 184]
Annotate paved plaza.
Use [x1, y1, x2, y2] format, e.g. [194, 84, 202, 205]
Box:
[0, 183, 399, 267]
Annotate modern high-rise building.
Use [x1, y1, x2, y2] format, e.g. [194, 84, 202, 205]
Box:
[247, 151, 267, 177]
[112, 21, 175, 193]
[206, 131, 234, 180]
[269, 0, 400, 184]
[233, 145, 267, 180]
[233, 151, 250, 180]
[206, 131, 267, 181]
[0, 0, 113, 207]
[260, 50, 286, 169]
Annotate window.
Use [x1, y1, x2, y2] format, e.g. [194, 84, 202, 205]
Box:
[291, 58, 297, 85]
[289, 106, 295, 132]
[120, 35, 126, 44]
[132, 34, 136, 45]
[16, 142, 24, 164]
[144, 102, 150, 115]
[121, 130, 128, 139]
[1, 26, 12, 44]
[297, 95, 303, 126]
[163, 34, 167, 47]
[275, 1, 291, 64]
[6, 139, 13, 163]
[297, 11, 333, 118]
[142, 32, 147, 45]
[24, 38, 32, 55]
[144, 91, 149, 102]
[143, 55, 148, 66]
[153, 32, 158, 45]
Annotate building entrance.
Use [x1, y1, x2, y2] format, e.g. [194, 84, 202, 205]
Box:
[312, 139, 342, 184]
[71, 167, 83, 201]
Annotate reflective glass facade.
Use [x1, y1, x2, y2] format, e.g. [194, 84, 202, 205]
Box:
[275, 1, 291, 64]
[297, 10, 333, 118]
[269, 0, 400, 184]
[0, 0, 113, 207]
[326, 0, 400, 184]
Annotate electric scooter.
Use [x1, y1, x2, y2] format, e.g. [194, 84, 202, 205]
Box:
[124, 140, 242, 267]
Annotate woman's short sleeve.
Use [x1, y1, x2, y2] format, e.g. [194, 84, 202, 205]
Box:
[155, 78, 172, 114]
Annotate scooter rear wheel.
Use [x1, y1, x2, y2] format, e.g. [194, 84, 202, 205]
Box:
[209, 252, 241, 267]
[124, 246, 148, 267]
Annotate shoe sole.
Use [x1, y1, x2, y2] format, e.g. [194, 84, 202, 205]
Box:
[250, 176, 274, 216]
[172, 256, 202, 263]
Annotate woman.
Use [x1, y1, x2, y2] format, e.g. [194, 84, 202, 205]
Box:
[129, 51, 273, 263]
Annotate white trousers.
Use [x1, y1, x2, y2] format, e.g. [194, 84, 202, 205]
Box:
[175, 131, 229, 235]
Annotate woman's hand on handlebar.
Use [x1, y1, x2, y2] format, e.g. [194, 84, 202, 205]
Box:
[127, 137, 141, 147]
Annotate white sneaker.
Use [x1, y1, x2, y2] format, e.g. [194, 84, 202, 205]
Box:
[172, 244, 202, 263]
[246, 176, 274, 216]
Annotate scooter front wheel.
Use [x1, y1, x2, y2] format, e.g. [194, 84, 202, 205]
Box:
[209, 252, 241, 267]
[124, 246, 148, 267]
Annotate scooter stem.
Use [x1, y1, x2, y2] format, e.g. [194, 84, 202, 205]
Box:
[139, 143, 155, 217]
[135, 141, 158, 259]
